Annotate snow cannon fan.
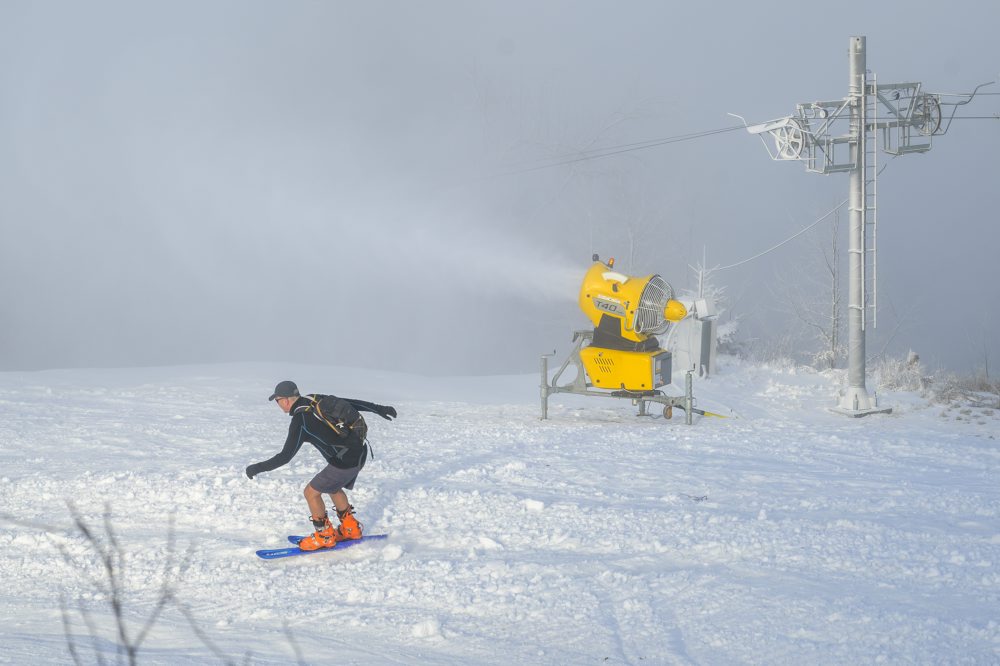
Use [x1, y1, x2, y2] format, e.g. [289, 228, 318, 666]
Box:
[576, 255, 687, 391]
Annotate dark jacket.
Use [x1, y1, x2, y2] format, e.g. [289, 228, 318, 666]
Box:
[248, 395, 394, 476]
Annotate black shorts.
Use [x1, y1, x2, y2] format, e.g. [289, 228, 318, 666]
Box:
[309, 464, 360, 494]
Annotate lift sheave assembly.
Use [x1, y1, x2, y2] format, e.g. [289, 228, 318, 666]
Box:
[541, 255, 696, 423]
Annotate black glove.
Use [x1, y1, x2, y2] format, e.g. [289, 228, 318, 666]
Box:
[376, 405, 397, 421]
[245, 464, 261, 479]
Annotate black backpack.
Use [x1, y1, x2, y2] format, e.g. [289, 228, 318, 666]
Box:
[306, 394, 368, 443]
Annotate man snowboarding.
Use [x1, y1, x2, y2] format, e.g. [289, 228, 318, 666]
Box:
[245, 380, 396, 551]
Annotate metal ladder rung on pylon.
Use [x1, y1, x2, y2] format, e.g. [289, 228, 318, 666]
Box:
[862, 71, 878, 331]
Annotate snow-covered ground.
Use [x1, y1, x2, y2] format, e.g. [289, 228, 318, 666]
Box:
[1, 357, 998, 664]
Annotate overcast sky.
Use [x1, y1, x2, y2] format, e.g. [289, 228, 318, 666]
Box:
[1, 1, 997, 376]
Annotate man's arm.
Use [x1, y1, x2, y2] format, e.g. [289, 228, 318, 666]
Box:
[346, 398, 397, 420]
[245, 413, 307, 479]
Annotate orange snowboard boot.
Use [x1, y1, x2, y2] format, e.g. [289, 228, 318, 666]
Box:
[298, 514, 337, 551]
[335, 505, 363, 541]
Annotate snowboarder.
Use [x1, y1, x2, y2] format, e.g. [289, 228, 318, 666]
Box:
[245, 380, 396, 551]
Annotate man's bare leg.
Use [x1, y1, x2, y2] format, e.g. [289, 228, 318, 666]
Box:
[328, 489, 350, 515]
[304, 483, 327, 520]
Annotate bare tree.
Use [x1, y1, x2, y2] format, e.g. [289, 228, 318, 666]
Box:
[771, 208, 846, 369]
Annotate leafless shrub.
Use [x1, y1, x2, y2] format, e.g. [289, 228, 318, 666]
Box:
[874, 351, 1000, 409]
[2, 505, 240, 665]
[52, 502, 207, 665]
[873, 351, 927, 393]
[935, 374, 1000, 409]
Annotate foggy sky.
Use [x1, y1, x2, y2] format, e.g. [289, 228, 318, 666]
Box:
[1, 1, 998, 376]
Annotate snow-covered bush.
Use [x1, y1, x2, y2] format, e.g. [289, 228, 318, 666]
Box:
[927, 372, 1000, 408]
[873, 350, 927, 393]
[715, 317, 743, 356]
[875, 350, 1000, 407]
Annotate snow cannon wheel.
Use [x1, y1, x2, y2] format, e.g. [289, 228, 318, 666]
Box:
[663, 405, 673, 420]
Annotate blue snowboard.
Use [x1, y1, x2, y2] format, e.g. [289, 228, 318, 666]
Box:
[255, 534, 388, 560]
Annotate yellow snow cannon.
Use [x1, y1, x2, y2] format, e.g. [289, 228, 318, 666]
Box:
[576, 256, 686, 391]
[541, 255, 695, 422]
[540, 255, 711, 423]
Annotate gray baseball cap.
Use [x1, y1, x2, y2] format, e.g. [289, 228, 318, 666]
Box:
[268, 380, 300, 401]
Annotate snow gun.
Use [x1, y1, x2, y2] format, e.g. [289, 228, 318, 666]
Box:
[540, 255, 712, 424]
[577, 255, 687, 388]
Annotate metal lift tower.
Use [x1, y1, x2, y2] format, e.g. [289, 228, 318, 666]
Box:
[738, 36, 990, 417]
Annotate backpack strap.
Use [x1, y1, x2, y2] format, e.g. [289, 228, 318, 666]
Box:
[305, 395, 345, 436]
[306, 394, 370, 440]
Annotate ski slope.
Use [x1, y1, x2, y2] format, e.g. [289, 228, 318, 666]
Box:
[1, 358, 998, 664]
